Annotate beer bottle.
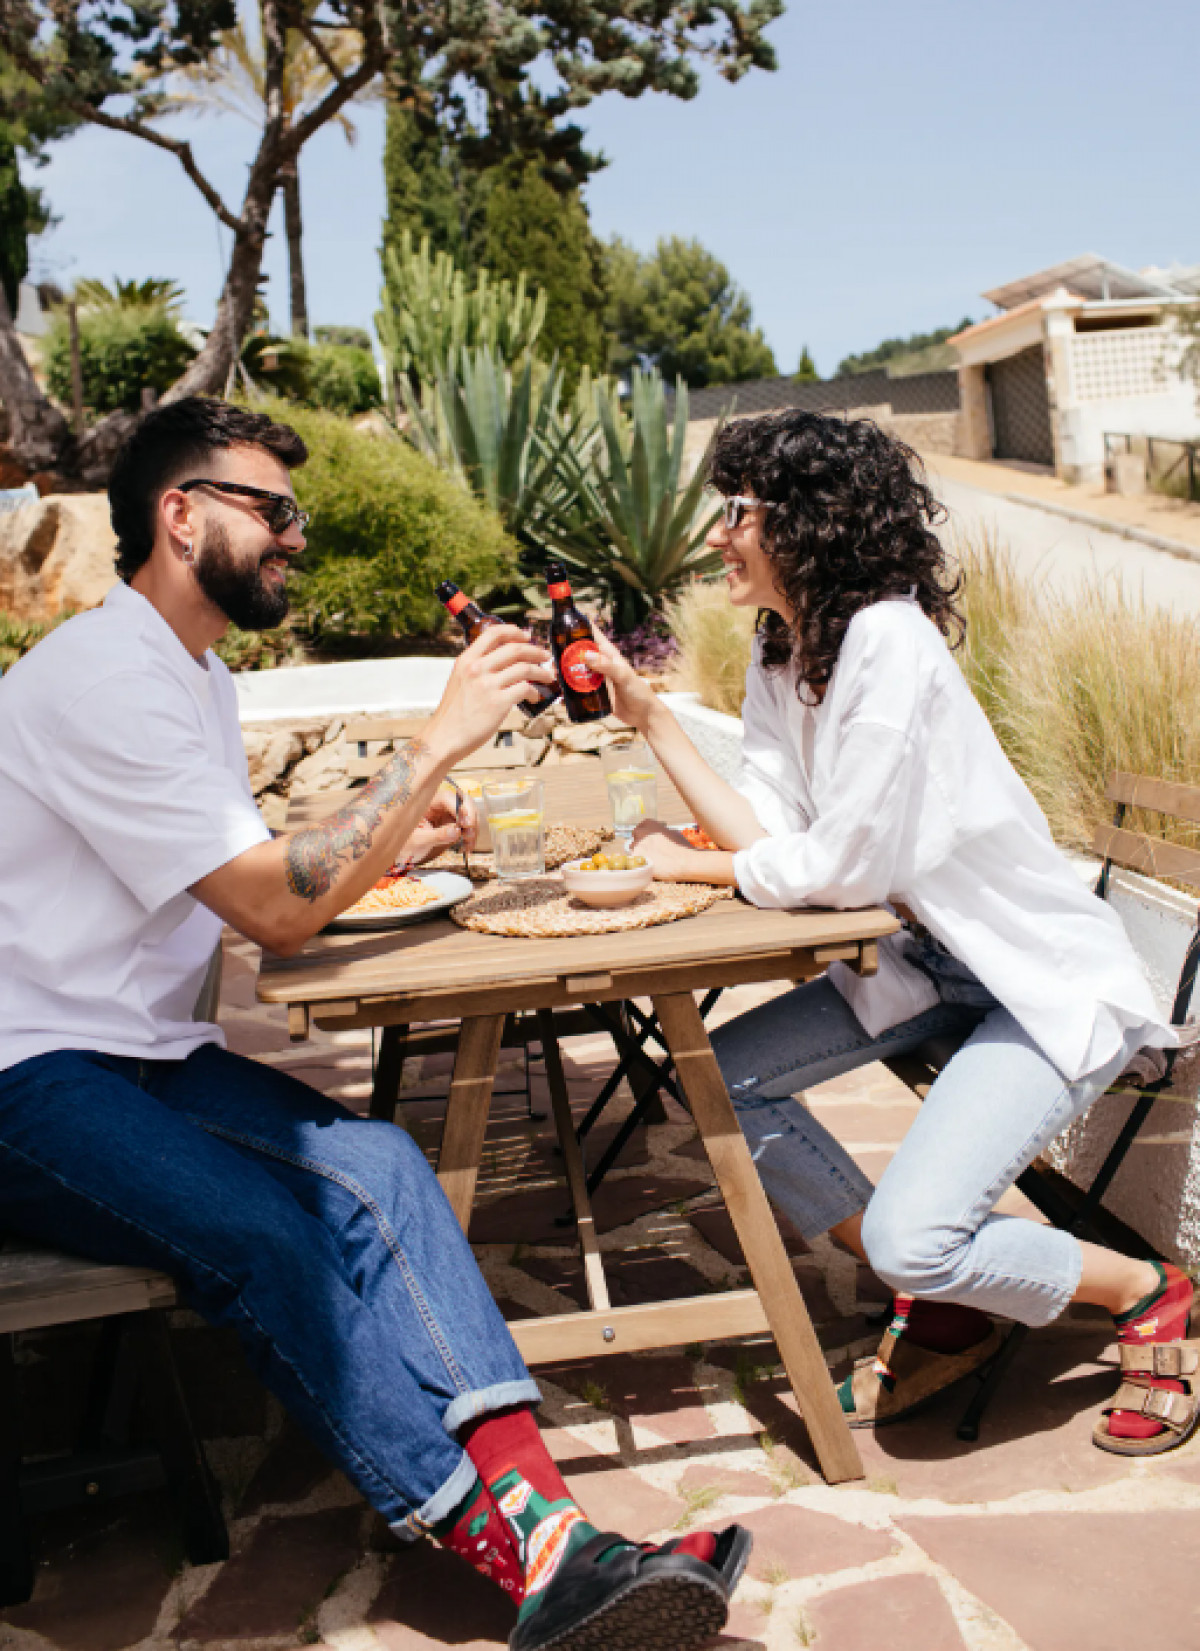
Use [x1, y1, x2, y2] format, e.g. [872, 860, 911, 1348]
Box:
[434, 581, 559, 717]
[545, 561, 612, 724]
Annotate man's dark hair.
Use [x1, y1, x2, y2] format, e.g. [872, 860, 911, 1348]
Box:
[108, 398, 308, 581]
[708, 410, 964, 696]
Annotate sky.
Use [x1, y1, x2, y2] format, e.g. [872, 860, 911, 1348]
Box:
[22, 0, 1200, 377]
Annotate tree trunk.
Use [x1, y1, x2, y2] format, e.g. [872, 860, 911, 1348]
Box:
[0, 282, 72, 474]
[165, 0, 292, 401]
[281, 162, 308, 340]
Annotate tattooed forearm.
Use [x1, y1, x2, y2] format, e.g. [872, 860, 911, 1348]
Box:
[285, 739, 431, 902]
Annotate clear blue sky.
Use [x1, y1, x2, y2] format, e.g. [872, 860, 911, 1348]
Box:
[25, 0, 1198, 376]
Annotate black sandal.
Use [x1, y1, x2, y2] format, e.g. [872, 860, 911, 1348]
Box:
[508, 1525, 750, 1651]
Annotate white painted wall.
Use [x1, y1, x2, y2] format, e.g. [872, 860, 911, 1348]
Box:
[233, 655, 454, 722]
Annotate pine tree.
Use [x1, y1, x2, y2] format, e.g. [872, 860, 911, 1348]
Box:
[479, 158, 607, 385]
[0, 127, 29, 314]
[605, 236, 776, 388]
[794, 345, 818, 381]
[382, 104, 478, 270]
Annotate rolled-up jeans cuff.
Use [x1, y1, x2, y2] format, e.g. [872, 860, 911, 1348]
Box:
[392, 1449, 481, 1541]
[442, 1378, 542, 1441]
[390, 1379, 543, 1540]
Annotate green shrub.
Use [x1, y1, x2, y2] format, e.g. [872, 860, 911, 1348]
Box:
[270, 403, 520, 639]
[44, 308, 196, 414]
[0, 608, 76, 671]
[305, 342, 381, 415]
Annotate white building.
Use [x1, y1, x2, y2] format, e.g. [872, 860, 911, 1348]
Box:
[950, 254, 1200, 485]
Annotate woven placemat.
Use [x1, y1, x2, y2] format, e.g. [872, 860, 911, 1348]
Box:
[450, 875, 733, 938]
[426, 824, 608, 882]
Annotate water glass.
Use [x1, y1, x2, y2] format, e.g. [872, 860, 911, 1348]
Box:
[482, 778, 545, 880]
[601, 741, 658, 844]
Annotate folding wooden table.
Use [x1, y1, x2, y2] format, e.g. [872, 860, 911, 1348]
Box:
[258, 890, 898, 1485]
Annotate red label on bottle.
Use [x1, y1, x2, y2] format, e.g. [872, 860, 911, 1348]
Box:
[559, 638, 603, 693]
[547, 581, 571, 601]
[446, 591, 469, 615]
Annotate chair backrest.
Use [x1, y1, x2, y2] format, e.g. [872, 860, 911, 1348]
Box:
[1093, 771, 1200, 1029]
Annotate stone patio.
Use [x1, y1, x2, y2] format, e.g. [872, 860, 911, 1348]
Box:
[4, 937, 1198, 1651]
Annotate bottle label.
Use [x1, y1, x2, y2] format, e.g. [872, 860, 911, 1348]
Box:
[446, 591, 469, 616]
[559, 638, 603, 693]
[547, 581, 571, 601]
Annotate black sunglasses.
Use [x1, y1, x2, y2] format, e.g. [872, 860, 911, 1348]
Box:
[178, 479, 310, 536]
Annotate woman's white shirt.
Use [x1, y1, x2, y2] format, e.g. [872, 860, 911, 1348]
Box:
[731, 599, 1172, 1082]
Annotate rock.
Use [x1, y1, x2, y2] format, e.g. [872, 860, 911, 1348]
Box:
[288, 738, 352, 794]
[243, 729, 306, 796]
[0, 492, 118, 621]
[553, 722, 606, 754]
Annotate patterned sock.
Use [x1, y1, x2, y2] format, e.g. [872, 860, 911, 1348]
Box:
[463, 1406, 721, 1627]
[431, 1472, 526, 1601]
[1107, 1261, 1194, 1441]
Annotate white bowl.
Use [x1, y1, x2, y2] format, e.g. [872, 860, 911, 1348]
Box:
[560, 858, 654, 908]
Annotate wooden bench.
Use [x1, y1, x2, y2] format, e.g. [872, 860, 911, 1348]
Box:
[0, 949, 230, 1605]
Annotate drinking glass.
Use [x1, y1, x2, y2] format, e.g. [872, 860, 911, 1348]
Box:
[482, 778, 545, 879]
[601, 741, 658, 845]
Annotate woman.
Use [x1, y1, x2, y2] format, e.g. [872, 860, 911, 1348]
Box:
[588, 410, 1196, 1455]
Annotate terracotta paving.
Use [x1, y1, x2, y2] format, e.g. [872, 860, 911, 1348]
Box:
[4, 936, 1196, 1651]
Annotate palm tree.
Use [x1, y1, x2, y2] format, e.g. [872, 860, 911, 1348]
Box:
[156, 6, 379, 339]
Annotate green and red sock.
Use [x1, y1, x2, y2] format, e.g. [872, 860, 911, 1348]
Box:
[1108, 1261, 1194, 1441]
[431, 1473, 525, 1601]
[455, 1406, 717, 1625]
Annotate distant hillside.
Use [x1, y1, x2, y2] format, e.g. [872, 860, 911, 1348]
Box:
[837, 320, 973, 379]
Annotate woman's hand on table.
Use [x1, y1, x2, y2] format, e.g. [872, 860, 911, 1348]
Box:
[631, 820, 738, 886]
[583, 632, 660, 734]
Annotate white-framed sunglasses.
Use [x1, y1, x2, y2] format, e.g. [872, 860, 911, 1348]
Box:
[721, 495, 777, 530]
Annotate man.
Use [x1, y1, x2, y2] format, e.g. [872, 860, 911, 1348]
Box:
[0, 399, 748, 1651]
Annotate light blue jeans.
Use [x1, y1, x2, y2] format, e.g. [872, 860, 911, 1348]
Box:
[710, 943, 1137, 1327]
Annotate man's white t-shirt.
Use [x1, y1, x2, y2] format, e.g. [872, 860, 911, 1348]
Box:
[0, 581, 271, 1072]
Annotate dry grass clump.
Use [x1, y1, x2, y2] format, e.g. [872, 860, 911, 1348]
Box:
[664, 578, 756, 716]
[956, 527, 1200, 853]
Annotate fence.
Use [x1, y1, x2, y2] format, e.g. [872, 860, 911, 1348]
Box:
[1104, 432, 1200, 502]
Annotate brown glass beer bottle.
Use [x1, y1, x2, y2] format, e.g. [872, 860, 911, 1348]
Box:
[434, 581, 559, 717]
[545, 561, 612, 724]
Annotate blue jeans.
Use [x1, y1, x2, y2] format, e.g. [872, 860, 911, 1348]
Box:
[0, 1043, 539, 1537]
[711, 950, 1137, 1327]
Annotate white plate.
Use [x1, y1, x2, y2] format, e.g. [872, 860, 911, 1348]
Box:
[325, 870, 474, 933]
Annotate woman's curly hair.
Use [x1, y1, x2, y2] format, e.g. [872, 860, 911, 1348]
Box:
[708, 411, 964, 696]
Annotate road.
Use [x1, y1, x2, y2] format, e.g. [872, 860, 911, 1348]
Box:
[927, 469, 1200, 614]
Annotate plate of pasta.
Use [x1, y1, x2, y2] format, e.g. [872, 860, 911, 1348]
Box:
[326, 869, 474, 932]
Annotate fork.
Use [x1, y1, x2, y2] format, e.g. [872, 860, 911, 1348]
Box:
[445, 777, 471, 879]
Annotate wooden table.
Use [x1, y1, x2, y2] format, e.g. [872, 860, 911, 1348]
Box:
[259, 880, 897, 1485]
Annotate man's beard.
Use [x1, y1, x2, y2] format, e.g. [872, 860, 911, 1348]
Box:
[194, 520, 290, 630]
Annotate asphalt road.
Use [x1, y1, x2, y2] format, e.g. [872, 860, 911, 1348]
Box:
[929, 471, 1200, 614]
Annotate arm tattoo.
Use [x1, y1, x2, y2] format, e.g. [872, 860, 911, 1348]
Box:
[285, 738, 431, 902]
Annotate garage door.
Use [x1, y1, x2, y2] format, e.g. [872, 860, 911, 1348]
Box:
[987, 345, 1054, 467]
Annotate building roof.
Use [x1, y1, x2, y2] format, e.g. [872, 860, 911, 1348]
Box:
[982, 255, 1181, 311]
[681, 367, 960, 423]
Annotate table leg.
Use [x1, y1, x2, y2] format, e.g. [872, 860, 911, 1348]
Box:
[536, 1011, 611, 1312]
[652, 991, 864, 1485]
[369, 1024, 410, 1122]
[437, 1015, 506, 1231]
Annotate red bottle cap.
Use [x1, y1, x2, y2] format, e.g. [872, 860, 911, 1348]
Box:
[548, 580, 570, 601]
[446, 590, 469, 616]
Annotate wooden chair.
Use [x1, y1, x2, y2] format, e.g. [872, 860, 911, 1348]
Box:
[882, 771, 1200, 1439]
[0, 953, 231, 1605]
[343, 712, 527, 786]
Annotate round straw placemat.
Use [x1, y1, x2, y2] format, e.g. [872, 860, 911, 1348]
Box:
[426, 824, 608, 882]
[450, 875, 733, 938]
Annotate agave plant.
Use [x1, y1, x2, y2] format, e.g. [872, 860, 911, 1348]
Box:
[402, 345, 591, 553]
[539, 370, 723, 632]
[378, 233, 546, 400]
